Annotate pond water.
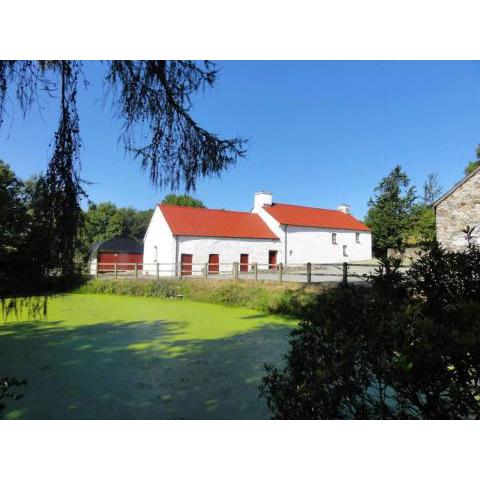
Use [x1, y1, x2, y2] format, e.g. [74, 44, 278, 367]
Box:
[0, 294, 296, 419]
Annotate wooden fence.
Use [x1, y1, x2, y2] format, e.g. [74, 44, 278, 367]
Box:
[93, 261, 407, 285]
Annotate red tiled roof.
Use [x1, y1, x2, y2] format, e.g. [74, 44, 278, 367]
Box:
[159, 204, 279, 239]
[263, 203, 370, 231]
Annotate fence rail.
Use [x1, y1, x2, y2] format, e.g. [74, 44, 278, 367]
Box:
[92, 261, 408, 285]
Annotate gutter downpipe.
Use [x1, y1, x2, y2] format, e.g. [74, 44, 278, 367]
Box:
[284, 225, 288, 266]
[174, 235, 179, 276]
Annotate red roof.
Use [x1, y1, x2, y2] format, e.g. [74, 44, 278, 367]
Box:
[263, 203, 370, 231]
[159, 204, 279, 239]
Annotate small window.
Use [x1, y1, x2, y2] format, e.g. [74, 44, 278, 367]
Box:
[332, 233, 337, 245]
[355, 232, 360, 243]
[343, 245, 348, 257]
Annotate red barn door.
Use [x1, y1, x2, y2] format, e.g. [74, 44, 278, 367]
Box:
[98, 252, 143, 271]
[240, 254, 249, 272]
[208, 254, 219, 274]
[181, 254, 193, 275]
[268, 250, 277, 270]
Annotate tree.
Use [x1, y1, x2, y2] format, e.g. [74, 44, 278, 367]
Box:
[464, 144, 480, 176]
[78, 203, 154, 261]
[364, 165, 416, 255]
[161, 194, 205, 208]
[0, 162, 71, 306]
[0, 160, 28, 259]
[422, 172, 442, 206]
[408, 204, 436, 245]
[261, 240, 480, 419]
[0, 60, 244, 276]
[117, 207, 154, 240]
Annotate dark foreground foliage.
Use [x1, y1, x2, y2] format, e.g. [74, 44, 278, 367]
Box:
[0, 376, 26, 418]
[261, 240, 480, 419]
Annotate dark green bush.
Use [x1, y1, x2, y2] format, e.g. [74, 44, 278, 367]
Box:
[261, 241, 480, 419]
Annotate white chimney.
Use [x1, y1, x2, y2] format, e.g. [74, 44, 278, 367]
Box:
[254, 191, 272, 209]
[337, 204, 351, 215]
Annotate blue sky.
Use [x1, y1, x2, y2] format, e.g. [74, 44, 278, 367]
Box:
[2, 61, 480, 219]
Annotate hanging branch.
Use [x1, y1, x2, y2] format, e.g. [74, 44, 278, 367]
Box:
[0, 60, 246, 279]
[106, 61, 246, 191]
[43, 61, 84, 275]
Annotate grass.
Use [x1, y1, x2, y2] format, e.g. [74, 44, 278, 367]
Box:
[0, 293, 296, 419]
[76, 278, 329, 318]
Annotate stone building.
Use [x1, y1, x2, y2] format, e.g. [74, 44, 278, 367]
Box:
[434, 165, 480, 251]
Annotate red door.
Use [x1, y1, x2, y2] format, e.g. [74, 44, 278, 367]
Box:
[208, 254, 219, 274]
[240, 253, 249, 272]
[268, 250, 277, 270]
[181, 254, 193, 275]
[98, 252, 143, 271]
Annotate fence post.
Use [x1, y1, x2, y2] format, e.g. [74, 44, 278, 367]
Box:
[253, 262, 258, 282]
[114, 262, 118, 279]
[156, 262, 160, 280]
[233, 262, 239, 280]
[306, 262, 312, 284]
[134, 262, 138, 279]
[278, 262, 283, 282]
[204, 262, 208, 280]
[342, 262, 348, 286]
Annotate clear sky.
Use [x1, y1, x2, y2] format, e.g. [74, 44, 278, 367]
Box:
[2, 61, 480, 219]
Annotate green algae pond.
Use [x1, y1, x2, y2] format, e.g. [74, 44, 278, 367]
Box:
[0, 294, 296, 419]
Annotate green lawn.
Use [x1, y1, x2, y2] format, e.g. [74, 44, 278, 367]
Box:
[0, 294, 296, 419]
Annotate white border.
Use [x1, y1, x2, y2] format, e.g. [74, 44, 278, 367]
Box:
[1, 0, 480, 59]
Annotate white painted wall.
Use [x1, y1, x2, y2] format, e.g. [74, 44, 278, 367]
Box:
[253, 203, 372, 264]
[283, 226, 372, 264]
[142, 199, 372, 278]
[89, 257, 97, 275]
[143, 206, 176, 276]
[177, 236, 282, 273]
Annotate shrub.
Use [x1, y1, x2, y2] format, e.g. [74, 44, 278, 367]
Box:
[261, 241, 480, 419]
[0, 376, 26, 418]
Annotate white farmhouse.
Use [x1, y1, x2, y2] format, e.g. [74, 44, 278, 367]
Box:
[143, 192, 372, 276]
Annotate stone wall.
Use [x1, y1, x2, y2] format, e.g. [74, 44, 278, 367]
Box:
[436, 169, 480, 251]
[387, 247, 424, 261]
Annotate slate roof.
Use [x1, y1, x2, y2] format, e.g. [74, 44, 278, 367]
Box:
[90, 236, 143, 256]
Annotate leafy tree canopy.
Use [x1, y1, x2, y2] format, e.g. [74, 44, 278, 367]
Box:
[78, 202, 153, 260]
[422, 172, 442, 206]
[464, 144, 480, 176]
[161, 194, 205, 208]
[365, 167, 442, 254]
[365, 165, 417, 255]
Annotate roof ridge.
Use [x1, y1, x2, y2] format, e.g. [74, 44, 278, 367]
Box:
[158, 203, 255, 215]
[433, 164, 480, 207]
[269, 202, 347, 214]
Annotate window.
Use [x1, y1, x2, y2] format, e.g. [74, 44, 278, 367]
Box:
[343, 245, 348, 257]
[332, 233, 337, 245]
[356, 232, 360, 243]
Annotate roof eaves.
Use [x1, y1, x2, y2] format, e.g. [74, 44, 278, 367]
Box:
[433, 165, 480, 208]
